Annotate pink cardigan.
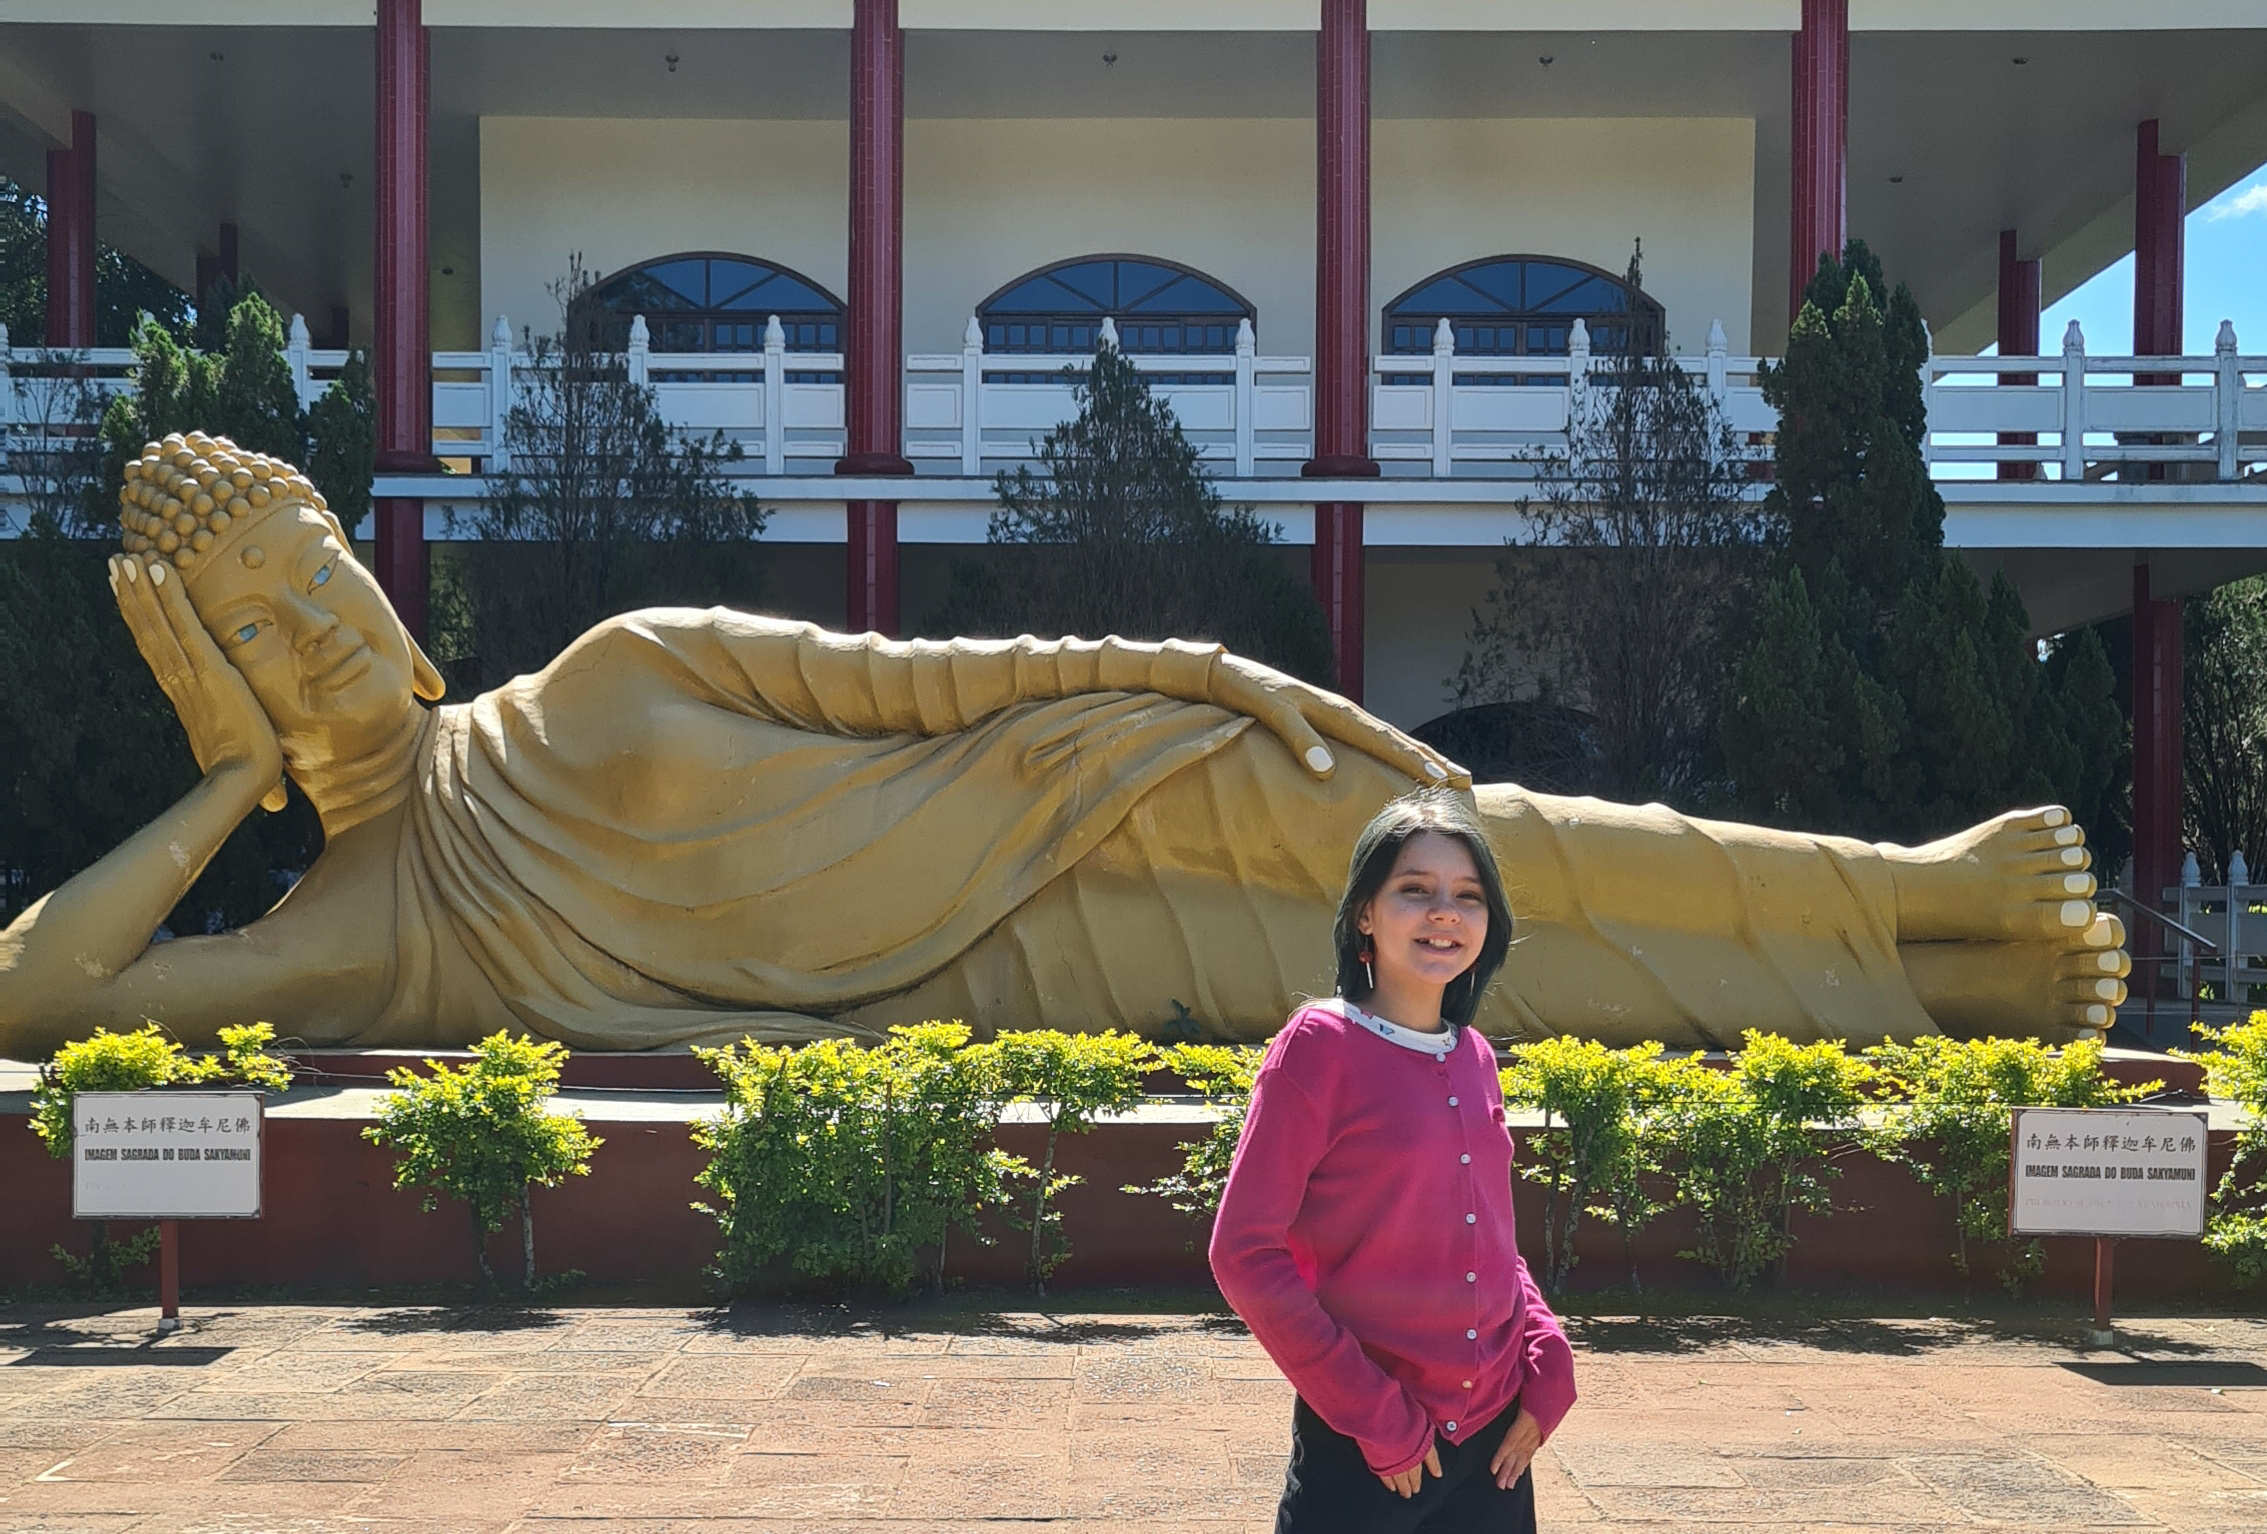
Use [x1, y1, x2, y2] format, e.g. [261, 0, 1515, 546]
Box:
[1209, 1001, 1577, 1477]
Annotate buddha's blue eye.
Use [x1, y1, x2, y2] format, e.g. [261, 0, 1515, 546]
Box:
[312, 563, 333, 588]
[234, 623, 258, 644]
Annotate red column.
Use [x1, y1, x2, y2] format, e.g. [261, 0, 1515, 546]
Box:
[1303, 0, 1377, 700]
[838, 0, 913, 635]
[1788, 0, 1848, 318]
[1996, 229, 2040, 482]
[43, 110, 96, 347]
[2133, 120, 2185, 362]
[196, 224, 241, 311]
[373, 0, 434, 641]
[2130, 564, 2184, 927]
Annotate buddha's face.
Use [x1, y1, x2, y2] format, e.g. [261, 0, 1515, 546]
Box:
[185, 505, 420, 769]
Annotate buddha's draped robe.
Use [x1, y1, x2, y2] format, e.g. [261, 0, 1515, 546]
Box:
[368, 608, 1938, 1049]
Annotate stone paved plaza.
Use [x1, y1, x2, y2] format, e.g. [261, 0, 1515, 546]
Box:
[0, 1301, 2262, 1532]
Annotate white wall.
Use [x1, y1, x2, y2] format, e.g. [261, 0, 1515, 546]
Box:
[480, 118, 849, 346]
[1376, 117, 1756, 354]
[481, 114, 1753, 356]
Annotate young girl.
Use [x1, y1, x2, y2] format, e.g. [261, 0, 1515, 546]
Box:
[1211, 790, 1576, 1533]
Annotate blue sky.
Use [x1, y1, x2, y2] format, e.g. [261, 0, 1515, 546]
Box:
[2041, 164, 2267, 356]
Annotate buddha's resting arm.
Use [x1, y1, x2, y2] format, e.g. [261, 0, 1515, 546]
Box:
[675, 613, 1462, 785]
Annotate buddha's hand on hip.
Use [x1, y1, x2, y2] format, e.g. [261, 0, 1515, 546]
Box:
[1208, 653, 1469, 787]
[109, 555, 285, 809]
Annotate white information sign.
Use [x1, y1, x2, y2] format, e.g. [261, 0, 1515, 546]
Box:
[2010, 1106, 2208, 1239]
[71, 1090, 264, 1220]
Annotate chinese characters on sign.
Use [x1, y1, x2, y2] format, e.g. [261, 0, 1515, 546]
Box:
[2009, 1107, 2208, 1239]
[71, 1090, 264, 1219]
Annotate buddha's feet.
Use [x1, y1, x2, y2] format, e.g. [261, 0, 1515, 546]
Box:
[1902, 920, 2132, 1040]
[1881, 805, 2132, 1038]
[1885, 805, 2110, 944]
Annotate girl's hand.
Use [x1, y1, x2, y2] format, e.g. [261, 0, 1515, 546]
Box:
[109, 556, 286, 809]
[1209, 653, 1470, 787]
[1488, 1405, 1543, 1489]
[1376, 1442, 1442, 1499]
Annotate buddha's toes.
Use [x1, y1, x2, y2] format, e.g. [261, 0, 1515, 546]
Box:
[1888, 804, 2112, 945]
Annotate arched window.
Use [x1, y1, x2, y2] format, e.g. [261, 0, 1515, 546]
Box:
[977, 256, 1253, 381]
[1383, 256, 1663, 374]
[579, 252, 844, 368]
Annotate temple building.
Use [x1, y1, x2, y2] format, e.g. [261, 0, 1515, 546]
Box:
[2, 1, 2264, 924]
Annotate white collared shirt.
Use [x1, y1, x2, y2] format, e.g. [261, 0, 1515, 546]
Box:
[1313, 996, 1459, 1057]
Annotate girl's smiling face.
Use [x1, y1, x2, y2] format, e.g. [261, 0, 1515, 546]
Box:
[1357, 830, 1490, 998]
[185, 505, 420, 768]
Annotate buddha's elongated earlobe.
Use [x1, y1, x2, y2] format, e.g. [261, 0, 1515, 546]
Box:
[410, 631, 446, 702]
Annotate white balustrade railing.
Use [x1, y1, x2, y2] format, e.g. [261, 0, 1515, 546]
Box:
[1368, 316, 1778, 477]
[1922, 319, 2267, 482]
[2, 311, 2261, 489]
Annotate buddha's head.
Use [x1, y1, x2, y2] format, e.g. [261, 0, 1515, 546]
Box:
[118, 432, 444, 803]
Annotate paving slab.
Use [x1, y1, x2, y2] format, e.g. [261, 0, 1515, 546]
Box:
[2, 1303, 2264, 1529]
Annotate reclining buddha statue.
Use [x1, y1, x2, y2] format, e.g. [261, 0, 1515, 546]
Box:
[0, 434, 2131, 1058]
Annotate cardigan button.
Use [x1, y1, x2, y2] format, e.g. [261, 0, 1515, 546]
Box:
[1461, 1154, 1471, 1164]
[1466, 1329, 1478, 1340]
[1462, 1380, 1474, 1390]
[1466, 1213, 1476, 1224]
[1448, 1096, 1459, 1107]
[1466, 1272, 1476, 1282]
[1446, 1420, 1459, 1433]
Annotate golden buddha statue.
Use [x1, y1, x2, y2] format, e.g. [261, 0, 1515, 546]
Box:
[0, 434, 2130, 1059]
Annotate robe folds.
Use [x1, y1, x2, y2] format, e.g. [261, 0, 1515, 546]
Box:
[365, 607, 1939, 1049]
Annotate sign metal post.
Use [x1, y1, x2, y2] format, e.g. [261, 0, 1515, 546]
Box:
[158, 1220, 181, 1332]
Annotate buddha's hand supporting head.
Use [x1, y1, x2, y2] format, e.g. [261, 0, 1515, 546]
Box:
[112, 432, 445, 812]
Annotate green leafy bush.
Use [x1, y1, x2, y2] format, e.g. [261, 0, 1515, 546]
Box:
[1653, 1034, 1871, 1291]
[1864, 1035, 2144, 1293]
[28, 1021, 291, 1290]
[30, 1021, 291, 1156]
[694, 1023, 1021, 1299]
[363, 1032, 601, 1291]
[991, 1028, 1157, 1293]
[2176, 1011, 2267, 1285]
[1500, 1038, 1679, 1294]
[1126, 1043, 1266, 1228]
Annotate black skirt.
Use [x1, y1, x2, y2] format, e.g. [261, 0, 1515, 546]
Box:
[1275, 1394, 1539, 1534]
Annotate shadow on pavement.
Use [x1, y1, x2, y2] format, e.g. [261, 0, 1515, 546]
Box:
[2059, 1359, 2267, 1387]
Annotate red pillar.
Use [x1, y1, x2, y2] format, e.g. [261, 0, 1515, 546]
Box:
[2134, 120, 2185, 366]
[374, 0, 435, 641]
[43, 110, 96, 347]
[1303, 0, 1377, 700]
[1996, 229, 2041, 482]
[1788, 0, 1848, 318]
[838, 0, 913, 635]
[2130, 564, 2184, 928]
[195, 224, 241, 310]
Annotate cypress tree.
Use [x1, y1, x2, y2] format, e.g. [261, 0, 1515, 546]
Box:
[1722, 242, 2119, 845]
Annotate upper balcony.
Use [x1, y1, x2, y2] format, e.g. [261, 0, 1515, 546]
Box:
[8, 310, 2263, 501]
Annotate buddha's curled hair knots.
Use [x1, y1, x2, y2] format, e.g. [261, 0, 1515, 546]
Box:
[117, 430, 325, 574]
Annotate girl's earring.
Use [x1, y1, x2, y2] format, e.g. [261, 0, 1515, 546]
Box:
[1359, 944, 1374, 991]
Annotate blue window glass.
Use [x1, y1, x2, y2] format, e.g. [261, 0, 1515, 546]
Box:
[580, 253, 845, 382]
[1382, 256, 1662, 385]
[978, 256, 1254, 384]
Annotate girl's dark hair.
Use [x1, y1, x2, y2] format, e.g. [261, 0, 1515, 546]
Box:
[1331, 789, 1513, 1029]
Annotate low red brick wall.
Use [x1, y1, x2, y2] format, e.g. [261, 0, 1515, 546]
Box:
[0, 1104, 2240, 1302]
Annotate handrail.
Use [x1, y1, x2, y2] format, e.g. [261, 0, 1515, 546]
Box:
[2099, 888, 2220, 954]
[2099, 889, 2217, 1043]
